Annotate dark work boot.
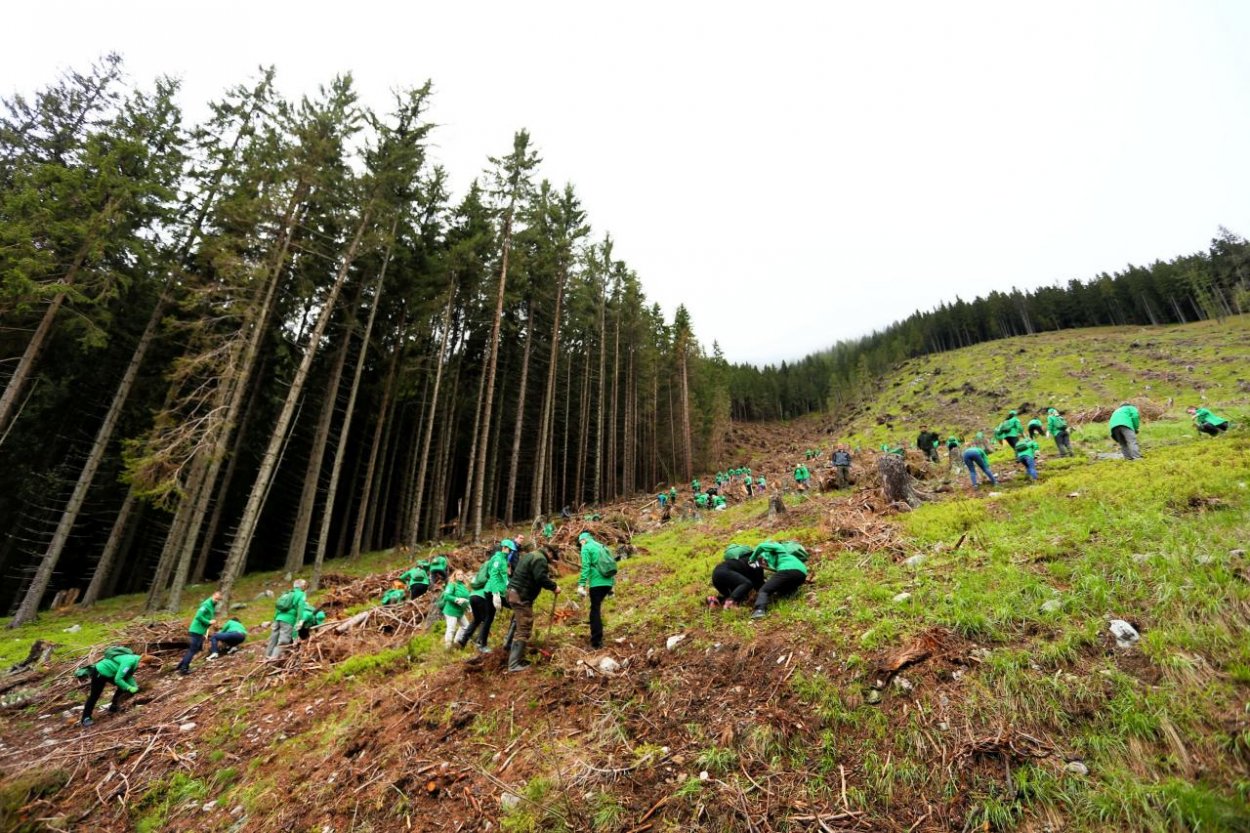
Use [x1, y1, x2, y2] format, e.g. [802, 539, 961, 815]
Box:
[507, 640, 530, 673]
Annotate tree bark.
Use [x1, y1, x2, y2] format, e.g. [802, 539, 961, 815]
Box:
[878, 453, 921, 509]
[349, 336, 401, 560]
[503, 306, 535, 525]
[407, 282, 457, 544]
[79, 487, 137, 608]
[470, 226, 513, 541]
[218, 206, 373, 601]
[530, 268, 566, 519]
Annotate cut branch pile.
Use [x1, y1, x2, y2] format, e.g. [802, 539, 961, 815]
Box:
[824, 505, 904, 555]
[1069, 399, 1166, 424]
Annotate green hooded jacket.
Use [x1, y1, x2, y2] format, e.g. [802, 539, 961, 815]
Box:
[1108, 404, 1140, 434]
[429, 555, 449, 573]
[399, 566, 430, 588]
[1193, 408, 1228, 428]
[1047, 411, 1067, 434]
[189, 596, 217, 636]
[440, 581, 471, 617]
[794, 465, 810, 482]
[752, 541, 809, 576]
[579, 537, 616, 589]
[1015, 439, 1040, 459]
[274, 587, 307, 626]
[93, 653, 141, 693]
[219, 619, 247, 636]
[380, 588, 406, 606]
[994, 415, 1023, 441]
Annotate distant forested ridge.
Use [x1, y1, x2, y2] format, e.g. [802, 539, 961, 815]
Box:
[726, 230, 1250, 421]
[0, 58, 733, 619]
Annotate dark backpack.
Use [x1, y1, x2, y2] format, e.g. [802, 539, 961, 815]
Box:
[275, 591, 298, 613]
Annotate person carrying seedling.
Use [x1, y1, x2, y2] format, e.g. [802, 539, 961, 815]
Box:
[207, 617, 248, 660]
[577, 531, 617, 649]
[1046, 408, 1073, 457]
[458, 543, 509, 652]
[441, 570, 472, 650]
[708, 544, 765, 610]
[176, 591, 221, 675]
[1027, 416, 1045, 439]
[75, 647, 154, 727]
[750, 541, 809, 620]
[994, 410, 1023, 450]
[1188, 406, 1231, 437]
[429, 554, 450, 585]
[1108, 402, 1142, 460]
[794, 462, 811, 491]
[1015, 437, 1041, 481]
[504, 547, 559, 672]
[400, 561, 431, 599]
[380, 581, 407, 606]
[962, 445, 997, 490]
[265, 579, 308, 660]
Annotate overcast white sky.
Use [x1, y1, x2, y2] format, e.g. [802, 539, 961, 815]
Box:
[5, 1, 1250, 364]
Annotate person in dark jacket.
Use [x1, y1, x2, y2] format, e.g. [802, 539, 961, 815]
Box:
[708, 544, 765, 610]
[915, 429, 939, 463]
[832, 446, 853, 488]
[503, 548, 559, 672]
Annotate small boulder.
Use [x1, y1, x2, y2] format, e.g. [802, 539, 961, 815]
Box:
[893, 592, 912, 603]
[179, 722, 197, 733]
[665, 634, 686, 651]
[864, 689, 883, 705]
[1108, 619, 1139, 649]
[202, 800, 217, 813]
[62, 624, 81, 634]
[1040, 598, 1062, 614]
[596, 657, 621, 674]
[902, 554, 926, 569]
[1065, 761, 1089, 777]
[500, 793, 521, 811]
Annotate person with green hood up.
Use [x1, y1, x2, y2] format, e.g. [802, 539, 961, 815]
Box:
[691, 477, 701, 493]
[458, 542, 511, 652]
[1015, 437, 1040, 481]
[1108, 402, 1142, 460]
[756, 474, 767, 493]
[1027, 417, 1045, 439]
[428, 554, 450, 585]
[994, 410, 1023, 450]
[400, 562, 431, 599]
[708, 544, 765, 610]
[1046, 408, 1073, 457]
[542, 521, 556, 539]
[504, 546, 559, 672]
[76, 647, 154, 727]
[1188, 406, 1231, 437]
[945, 435, 961, 470]
[177, 590, 221, 675]
[694, 492, 709, 510]
[712, 494, 727, 511]
[750, 541, 809, 619]
[578, 531, 617, 648]
[207, 617, 248, 660]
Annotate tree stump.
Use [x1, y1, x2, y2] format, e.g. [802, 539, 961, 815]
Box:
[768, 494, 787, 518]
[878, 454, 922, 509]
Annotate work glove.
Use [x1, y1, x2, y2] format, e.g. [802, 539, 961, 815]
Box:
[576, 585, 587, 597]
[492, 593, 502, 611]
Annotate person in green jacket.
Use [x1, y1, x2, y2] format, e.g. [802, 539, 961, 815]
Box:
[994, 410, 1023, 450]
[542, 521, 556, 539]
[692, 478, 702, 493]
[1188, 406, 1231, 437]
[265, 579, 307, 660]
[298, 602, 326, 641]
[207, 617, 248, 659]
[77, 648, 153, 726]
[668, 486, 678, 505]
[962, 445, 997, 489]
[1046, 408, 1073, 457]
[1027, 417, 1045, 440]
[578, 532, 616, 649]
[712, 494, 727, 510]
[945, 436, 961, 470]
[504, 548, 559, 672]
[429, 554, 450, 585]
[458, 545, 510, 653]
[1108, 402, 1142, 460]
[794, 463, 811, 491]
[750, 542, 809, 619]
[177, 591, 221, 675]
[400, 563, 431, 599]
[694, 492, 709, 509]
[380, 581, 407, 606]
[440, 571, 472, 650]
[1015, 438, 1040, 481]
[756, 475, 767, 492]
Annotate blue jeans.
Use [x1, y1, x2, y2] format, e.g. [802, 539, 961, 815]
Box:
[178, 632, 204, 672]
[963, 450, 995, 489]
[1018, 455, 1038, 480]
[210, 631, 246, 654]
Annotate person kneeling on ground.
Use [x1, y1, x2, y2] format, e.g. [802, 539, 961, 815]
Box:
[962, 445, 997, 490]
[207, 617, 248, 660]
[578, 531, 617, 649]
[712, 494, 727, 511]
[1015, 438, 1040, 481]
[1188, 406, 1231, 437]
[265, 579, 308, 660]
[75, 647, 154, 727]
[380, 581, 407, 606]
[709, 544, 765, 610]
[750, 541, 809, 620]
[441, 570, 472, 650]
[504, 547, 559, 672]
[400, 562, 431, 599]
[177, 590, 221, 675]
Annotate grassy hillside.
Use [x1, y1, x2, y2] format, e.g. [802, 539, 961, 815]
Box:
[2, 318, 1249, 833]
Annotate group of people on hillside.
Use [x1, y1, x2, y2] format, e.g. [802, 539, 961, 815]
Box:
[708, 540, 809, 619]
[666, 468, 768, 517]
